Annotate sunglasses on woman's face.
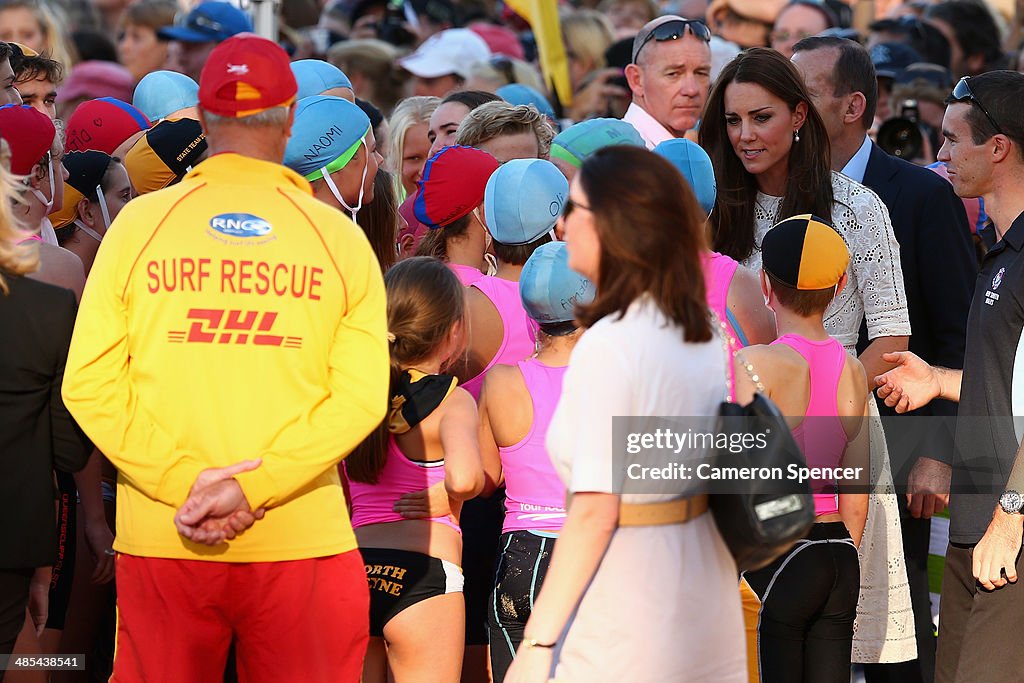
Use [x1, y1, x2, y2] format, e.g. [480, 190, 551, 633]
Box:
[562, 197, 592, 219]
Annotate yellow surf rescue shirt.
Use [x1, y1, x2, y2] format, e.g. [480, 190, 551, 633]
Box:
[63, 153, 388, 562]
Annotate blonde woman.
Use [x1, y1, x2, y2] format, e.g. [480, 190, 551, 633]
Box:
[328, 39, 407, 116]
[561, 9, 614, 91]
[0, 0, 76, 70]
[387, 96, 439, 201]
[0, 136, 91, 657]
[463, 57, 547, 95]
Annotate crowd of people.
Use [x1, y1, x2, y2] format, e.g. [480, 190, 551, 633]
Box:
[1, 0, 1024, 682]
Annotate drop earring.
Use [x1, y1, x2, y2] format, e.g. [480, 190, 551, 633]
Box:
[793, 129, 801, 143]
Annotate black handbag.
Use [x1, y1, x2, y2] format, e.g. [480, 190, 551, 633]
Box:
[710, 366, 815, 573]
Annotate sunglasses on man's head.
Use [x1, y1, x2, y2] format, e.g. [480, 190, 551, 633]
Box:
[952, 76, 1004, 137]
[632, 19, 712, 64]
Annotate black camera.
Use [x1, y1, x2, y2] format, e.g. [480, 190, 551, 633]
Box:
[377, 0, 416, 47]
[877, 100, 924, 161]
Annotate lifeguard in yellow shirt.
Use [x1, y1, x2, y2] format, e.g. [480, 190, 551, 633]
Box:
[62, 35, 388, 683]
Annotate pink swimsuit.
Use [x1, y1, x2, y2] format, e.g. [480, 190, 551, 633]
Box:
[461, 276, 538, 399]
[499, 359, 568, 534]
[770, 334, 849, 516]
[347, 436, 461, 533]
[448, 262, 484, 287]
[703, 251, 742, 397]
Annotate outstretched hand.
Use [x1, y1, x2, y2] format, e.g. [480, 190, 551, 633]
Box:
[874, 351, 940, 413]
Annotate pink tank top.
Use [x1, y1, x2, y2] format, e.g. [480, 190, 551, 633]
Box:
[448, 262, 484, 287]
[499, 359, 568, 533]
[771, 334, 849, 516]
[346, 436, 461, 533]
[703, 251, 741, 397]
[461, 276, 538, 399]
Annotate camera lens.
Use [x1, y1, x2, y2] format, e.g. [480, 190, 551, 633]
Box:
[877, 118, 923, 160]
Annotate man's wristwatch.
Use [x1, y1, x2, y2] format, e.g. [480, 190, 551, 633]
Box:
[999, 490, 1023, 514]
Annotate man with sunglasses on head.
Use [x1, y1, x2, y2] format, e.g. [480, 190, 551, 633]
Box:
[876, 70, 1024, 683]
[623, 15, 712, 148]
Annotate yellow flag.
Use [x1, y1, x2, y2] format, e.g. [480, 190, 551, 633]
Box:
[506, 0, 573, 107]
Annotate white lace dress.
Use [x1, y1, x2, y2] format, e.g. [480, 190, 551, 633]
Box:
[745, 172, 917, 664]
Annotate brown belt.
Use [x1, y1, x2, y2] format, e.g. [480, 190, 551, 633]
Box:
[617, 494, 709, 527]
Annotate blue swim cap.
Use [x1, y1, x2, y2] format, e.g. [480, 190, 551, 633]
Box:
[550, 118, 645, 169]
[496, 84, 556, 121]
[132, 71, 199, 122]
[520, 242, 595, 325]
[485, 159, 567, 245]
[283, 96, 370, 181]
[653, 138, 716, 216]
[291, 60, 354, 100]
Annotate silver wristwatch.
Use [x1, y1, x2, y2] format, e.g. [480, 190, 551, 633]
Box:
[999, 490, 1024, 514]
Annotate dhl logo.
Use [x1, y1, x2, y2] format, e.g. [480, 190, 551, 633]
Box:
[168, 309, 302, 348]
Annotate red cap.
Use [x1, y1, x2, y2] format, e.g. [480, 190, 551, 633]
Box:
[199, 34, 297, 118]
[469, 22, 525, 60]
[65, 98, 151, 154]
[0, 105, 57, 175]
[415, 146, 500, 229]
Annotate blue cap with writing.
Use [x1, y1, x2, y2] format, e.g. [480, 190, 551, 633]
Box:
[484, 159, 568, 246]
[520, 241, 595, 325]
[283, 95, 370, 180]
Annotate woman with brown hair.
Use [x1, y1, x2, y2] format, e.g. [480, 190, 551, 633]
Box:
[117, 0, 177, 83]
[506, 145, 745, 683]
[699, 47, 909, 355]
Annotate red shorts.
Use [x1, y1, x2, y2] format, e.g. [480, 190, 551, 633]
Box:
[111, 550, 369, 683]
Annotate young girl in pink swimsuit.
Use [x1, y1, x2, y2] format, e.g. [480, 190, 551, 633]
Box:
[345, 256, 484, 683]
[478, 242, 595, 682]
[734, 215, 870, 683]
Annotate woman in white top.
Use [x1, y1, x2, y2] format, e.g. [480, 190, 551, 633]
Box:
[698, 48, 917, 667]
[699, 47, 910, 351]
[505, 146, 746, 683]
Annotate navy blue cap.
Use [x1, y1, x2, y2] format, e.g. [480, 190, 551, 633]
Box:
[869, 41, 923, 79]
[158, 2, 253, 44]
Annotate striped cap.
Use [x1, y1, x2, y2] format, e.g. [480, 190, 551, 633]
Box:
[761, 214, 849, 290]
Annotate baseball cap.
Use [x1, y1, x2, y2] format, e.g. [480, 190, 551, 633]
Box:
[550, 118, 646, 169]
[761, 214, 849, 290]
[124, 118, 207, 194]
[158, 2, 253, 43]
[468, 22, 524, 60]
[65, 98, 151, 154]
[49, 150, 113, 229]
[895, 62, 952, 90]
[0, 104, 56, 175]
[415, 145, 499, 229]
[198, 34, 297, 118]
[133, 71, 200, 122]
[57, 61, 134, 105]
[399, 28, 491, 80]
[283, 96, 370, 181]
[291, 60, 353, 100]
[653, 138, 716, 216]
[496, 84, 556, 121]
[484, 159, 567, 245]
[520, 241, 596, 325]
[869, 42, 923, 80]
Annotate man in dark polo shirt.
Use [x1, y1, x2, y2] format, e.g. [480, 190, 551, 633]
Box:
[875, 70, 1024, 682]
